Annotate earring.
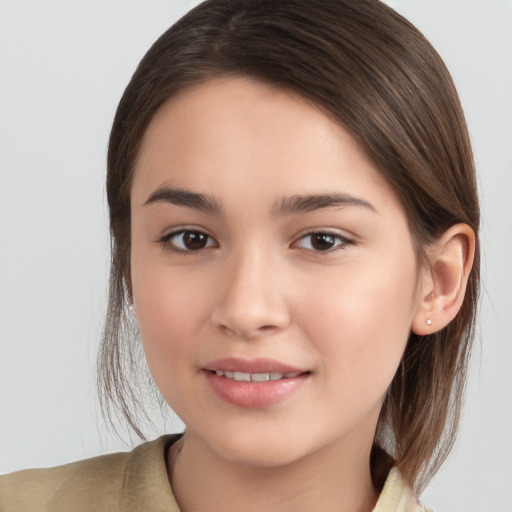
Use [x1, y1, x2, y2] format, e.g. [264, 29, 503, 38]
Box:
[426, 317, 432, 326]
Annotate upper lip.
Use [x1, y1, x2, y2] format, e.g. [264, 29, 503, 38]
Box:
[203, 357, 308, 374]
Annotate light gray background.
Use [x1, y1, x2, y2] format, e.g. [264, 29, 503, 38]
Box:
[0, 1, 511, 511]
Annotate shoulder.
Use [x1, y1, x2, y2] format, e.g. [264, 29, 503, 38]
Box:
[0, 450, 130, 512]
[373, 468, 433, 512]
[0, 435, 180, 512]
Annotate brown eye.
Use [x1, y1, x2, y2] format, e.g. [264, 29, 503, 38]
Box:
[182, 231, 209, 250]
[296, 232, 350, 252]
[161, 230, 216, 253]
[311, 233, 336, 251]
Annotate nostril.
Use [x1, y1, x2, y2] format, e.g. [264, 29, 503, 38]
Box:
[259, 325, 278, 332]
[216, 323, 280, 340]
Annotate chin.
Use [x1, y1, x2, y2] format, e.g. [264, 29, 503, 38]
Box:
[205, 428, 311, 469]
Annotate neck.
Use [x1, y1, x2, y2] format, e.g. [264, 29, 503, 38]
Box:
[168, 431, 379, 512]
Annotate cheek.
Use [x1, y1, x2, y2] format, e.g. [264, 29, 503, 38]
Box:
[131, 259, 212, 389]
[295, 252, 417, 389]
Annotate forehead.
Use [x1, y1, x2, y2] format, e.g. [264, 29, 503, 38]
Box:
[131, 76, 402, 217]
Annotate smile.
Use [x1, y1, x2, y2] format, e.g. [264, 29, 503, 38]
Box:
[203, 358, 310, 408]
[213, 370, 303, 382]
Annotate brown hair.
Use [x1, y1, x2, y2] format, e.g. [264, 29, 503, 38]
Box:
[98, 0, 480, 494]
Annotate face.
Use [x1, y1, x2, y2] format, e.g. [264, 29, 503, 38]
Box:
[130, 77, 422, 468]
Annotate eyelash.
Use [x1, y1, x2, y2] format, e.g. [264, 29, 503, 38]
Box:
[293, 231, 352, 254]
[157, 229, 353, 255]
[157, 229, 217, 255]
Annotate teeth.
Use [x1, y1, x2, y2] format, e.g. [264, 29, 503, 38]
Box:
[251, 373, 270, 382]
[284, 372, 301, 378]
[213, 370, 302, 381]
[233, 372, 251, 382]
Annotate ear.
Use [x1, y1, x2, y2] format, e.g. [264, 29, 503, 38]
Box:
[412, 224, 475, 335]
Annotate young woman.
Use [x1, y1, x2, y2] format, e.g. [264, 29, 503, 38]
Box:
[0, 1, 479, 511]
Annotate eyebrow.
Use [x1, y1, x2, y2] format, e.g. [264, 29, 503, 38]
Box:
[144, 186, 376, 215]
[271, 193, 377, 215]
[144, 187, 222, 214]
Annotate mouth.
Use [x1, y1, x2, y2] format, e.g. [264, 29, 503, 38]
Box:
[203, 358, 310, 408]
[208, 369, 306, 382]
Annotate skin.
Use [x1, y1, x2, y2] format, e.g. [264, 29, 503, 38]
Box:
[129, 77, 472, 512]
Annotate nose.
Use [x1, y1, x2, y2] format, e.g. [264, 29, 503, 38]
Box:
[211, 247, 290, 340]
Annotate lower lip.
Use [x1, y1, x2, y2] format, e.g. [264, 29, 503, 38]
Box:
[204, 371, 309, 408]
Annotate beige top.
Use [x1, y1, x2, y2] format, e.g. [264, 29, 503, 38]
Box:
[0, 435, 430, 511]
